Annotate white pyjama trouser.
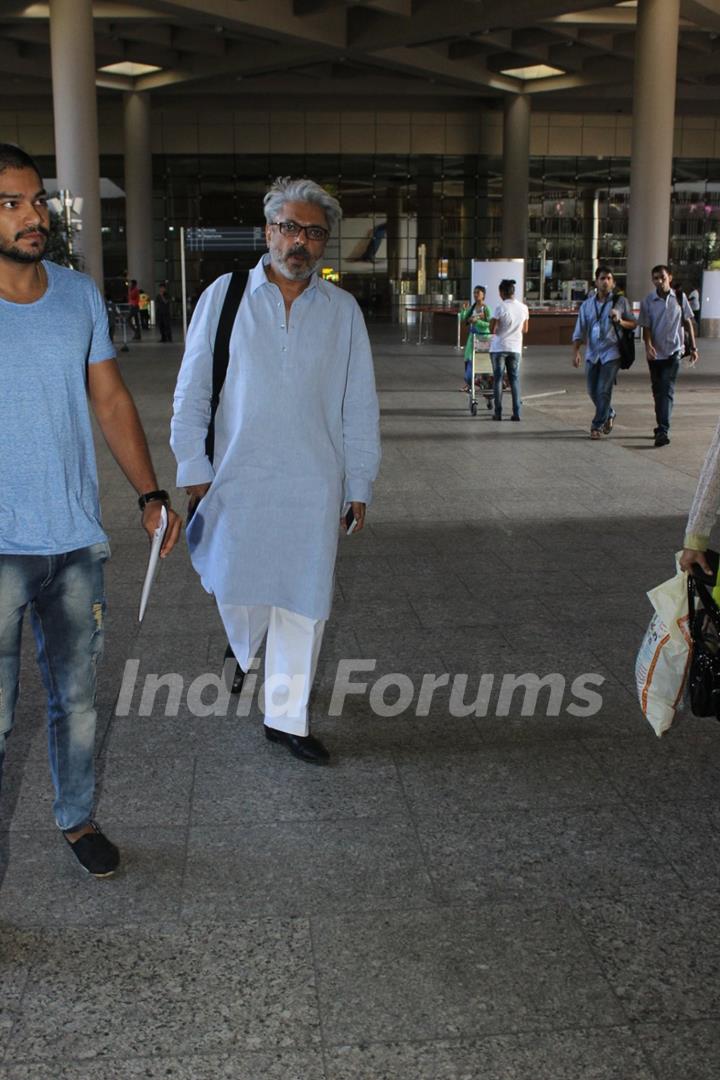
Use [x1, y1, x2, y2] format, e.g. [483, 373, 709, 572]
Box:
[218, 603, 325, 737]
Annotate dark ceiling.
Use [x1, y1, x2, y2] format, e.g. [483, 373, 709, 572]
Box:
[2, 0, 720, 114]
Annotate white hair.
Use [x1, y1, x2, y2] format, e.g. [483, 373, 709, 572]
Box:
[263, 176, 342, 233]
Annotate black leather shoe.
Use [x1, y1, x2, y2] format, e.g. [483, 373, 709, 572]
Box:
[223, 644, 245, 695]
[654, 432, 670, 447]
[264, 726, 329, 764]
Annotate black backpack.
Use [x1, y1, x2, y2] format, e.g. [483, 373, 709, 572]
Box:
[673, 286, 694, 358]
[611, 292, 635, 370]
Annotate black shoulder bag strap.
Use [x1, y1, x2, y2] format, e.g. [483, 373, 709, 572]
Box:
[610, 292, 635, 369]
[206, 269, 249, 463]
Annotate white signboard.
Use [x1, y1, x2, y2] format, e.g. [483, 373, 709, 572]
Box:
[470, 259, 525, 309]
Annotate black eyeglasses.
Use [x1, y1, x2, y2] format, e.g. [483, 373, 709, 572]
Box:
[270, 220, 329, 242]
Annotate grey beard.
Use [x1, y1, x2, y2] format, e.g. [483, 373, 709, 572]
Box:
[271, 248, 319, 282]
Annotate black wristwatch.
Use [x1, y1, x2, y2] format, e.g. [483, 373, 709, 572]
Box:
[138, 489, 169, 511]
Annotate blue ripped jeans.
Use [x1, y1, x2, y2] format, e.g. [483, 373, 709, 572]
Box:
[0, 543, 108, 831]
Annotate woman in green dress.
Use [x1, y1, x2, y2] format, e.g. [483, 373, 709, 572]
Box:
[460, 285, 491, 391]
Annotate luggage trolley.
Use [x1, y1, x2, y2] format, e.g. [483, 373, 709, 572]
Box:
[467, 333, 508, 416]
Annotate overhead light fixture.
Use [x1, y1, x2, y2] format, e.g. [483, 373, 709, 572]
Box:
[500, 63, 565, 80]
[99, 62, 162, 77]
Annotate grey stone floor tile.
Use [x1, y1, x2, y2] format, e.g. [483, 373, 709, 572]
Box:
[312, 904, 626, 1044]
[636, 1019, 720, 1080]
[4, 334, 720, 1076]
[415, 805, 684, 903]
[573, 890, 720, 1021]
[5, 919, 319, 1062]
[621, 799, 720, 890]
[93, 753, 194, 826]
[335, 598, 423, 633]
[0, 928, 37, 1058]
[0, 828, 185, 927]
[0, 759, 61, 829]
[410, 597, 550, 630]
[581, 733, 720, 803]
[3, 746, 118, 829]
[191, 754, 407, 824]
[0, 1049, 326, 1080]
[102, 713, 258, 756]
[182, 818, 434, 918]
[312, 713, 484, 755]
[397, 742, 623, 815]
[346, 577, 472, 603]
[346, 626, 461, 662]
[325, 1027, 655, 1080]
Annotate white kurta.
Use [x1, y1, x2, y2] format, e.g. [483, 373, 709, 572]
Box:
[170, 256, 381, 621]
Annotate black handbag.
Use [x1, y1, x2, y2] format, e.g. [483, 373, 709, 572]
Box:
[687, 572, 720, 721]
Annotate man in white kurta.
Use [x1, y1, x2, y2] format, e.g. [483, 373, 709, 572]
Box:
[170, 178, 381, 763]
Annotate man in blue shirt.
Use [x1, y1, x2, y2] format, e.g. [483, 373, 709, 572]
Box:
[572, 265, 636, 440]
[639, 264, 699, 447]
[0, 144, 181, 876]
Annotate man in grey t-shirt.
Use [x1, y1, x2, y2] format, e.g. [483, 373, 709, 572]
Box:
[639, 264, 699, 448]
[0, 144, 181, 876]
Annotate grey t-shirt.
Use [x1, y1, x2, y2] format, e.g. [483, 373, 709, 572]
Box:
[0, 261, 115, 554]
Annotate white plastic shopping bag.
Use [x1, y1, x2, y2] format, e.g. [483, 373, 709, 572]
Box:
[635, 560, 692, 737]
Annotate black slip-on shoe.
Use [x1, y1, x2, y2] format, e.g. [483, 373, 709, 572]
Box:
[223, 643, 245, 695]
[264, 726, 329, 764]
[63, 822, 119, 878]
[654, 432, 670, 447]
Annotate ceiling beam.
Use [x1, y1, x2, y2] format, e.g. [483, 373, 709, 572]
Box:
[141, 0, 347, 49]
[135, 40, 332, 90]
[365, 44, 523, 93]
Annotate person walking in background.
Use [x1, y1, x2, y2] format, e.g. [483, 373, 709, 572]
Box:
[156, 283, 172, 342]
[688, 284, 701, 333]
[489, 279, 528, 422]
[639, 264, 698, 448]
[459, 285, 491, 392]
[572, 265, 635, 440]
[104, 291, 118, 343]
[138, 288, 150, 331]
[127, 278, 141, 340]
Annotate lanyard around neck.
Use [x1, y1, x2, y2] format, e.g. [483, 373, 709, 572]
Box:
[594, 295, 611, 322]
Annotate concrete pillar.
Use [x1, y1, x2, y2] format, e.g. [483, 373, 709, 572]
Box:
[626, 0, 681, 301]
[124, 92, 155, 297]
[416, 176, 436, 295]
[501, 94, 531, 261]
[385, 185, 403, 284]
[582, 190, 600, 272]
[49, 0, 104, 289]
